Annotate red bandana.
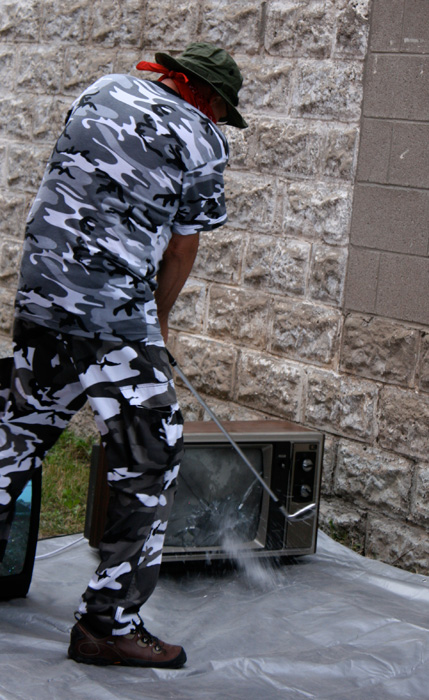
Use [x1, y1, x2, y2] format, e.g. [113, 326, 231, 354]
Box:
[135, 61, 217, 123]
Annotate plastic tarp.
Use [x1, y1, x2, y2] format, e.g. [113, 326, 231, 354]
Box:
[1, 531, 429, 700]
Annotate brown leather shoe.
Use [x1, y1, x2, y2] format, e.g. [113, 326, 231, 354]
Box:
[68, 617, 187, 668]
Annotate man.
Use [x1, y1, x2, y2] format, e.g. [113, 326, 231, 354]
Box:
[0, 42, 247, 668]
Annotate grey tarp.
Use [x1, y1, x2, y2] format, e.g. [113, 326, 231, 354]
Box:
[1, 531, 429, 700]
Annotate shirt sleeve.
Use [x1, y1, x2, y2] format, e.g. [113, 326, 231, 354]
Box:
[172, 156, 228, 236]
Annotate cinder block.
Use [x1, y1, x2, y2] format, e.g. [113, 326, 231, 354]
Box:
[376, 253, 429, 325]
[369, 0, 404, 51]
[419, 333, 429, 392]
[319, 434, 338, 495]
[378, 384, 429, 459]
[32, 96, 72, 142]
[224, 171, 280, 232]
[364, 54, 429, 121]
[318, 499, 366, 555]
[0, 336, 13, 359]
[173, 335, 237, 401]
[16, 46, 61, 94]
[0, 145, 5, 187]
[236, 350, 302, 420]
[388, 122, 429, 189]
[356, 118, 391, 183]
[142, 1, 199, 49]
[291, 60, 364, 122]
[264, 0, 334, 58]
[411, 463, 429, 522]
[340, 313, 419, 387]
[7, 143, 53, 191]
[115, 49, 143, 75]
[305, 369, 378, 440]
[334, 2, 370, 58]
[0, 0, 42, 42]
[271, 299, 342, 367]
[402, 0, 429, 53]
[335, 440, 413, 514]
[207, 286, 270, 350]
[283, 181, 352, 245]
[243, 234, 310, 296]
[192, 229, 245, 285]
[0, 285, 15, 335]
[169, 281, 206, 335]
[91, 3, 139, 47]
[222, 123, 255, 170]
[343, 246, 379, 314]
[0, 47, 16, 91]
[0, 240, 21, 278]
[199, 0, 263, 55]
[308, 243, 348, 307]
[255, 119, 321, 177]
[235, 57, 294, 115]
[366, 515, 429, 574]
[0, 96, 32, 140]
[350, 184, 429, 255]
[322, 125, 359, 182]
[0, 192, 27, 240]
[39, 1, 91, 44]
[63, 47, 116, 94]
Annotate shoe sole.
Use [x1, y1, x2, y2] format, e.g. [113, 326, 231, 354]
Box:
[68, 647, 187, 669]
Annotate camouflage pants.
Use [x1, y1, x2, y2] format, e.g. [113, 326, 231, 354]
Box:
[0, 319, 183, 635]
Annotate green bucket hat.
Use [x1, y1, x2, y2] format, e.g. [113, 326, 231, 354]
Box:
[155, 42, 248, 129]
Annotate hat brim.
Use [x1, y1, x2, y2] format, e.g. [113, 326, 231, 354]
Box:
[155, 51, 248, 129]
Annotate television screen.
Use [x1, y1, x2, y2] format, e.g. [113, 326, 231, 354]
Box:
[0, 482, 33, 577]
[0, 471, 41, 600]
[85, 420, 324, 560]
[165, 444, 269, 549]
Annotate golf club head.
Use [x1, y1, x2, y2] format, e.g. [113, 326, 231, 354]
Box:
[282, 503, 316, 522]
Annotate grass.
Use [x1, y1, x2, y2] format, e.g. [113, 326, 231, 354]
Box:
[39, 430, 97, 539]
[325, 519, 365, 556]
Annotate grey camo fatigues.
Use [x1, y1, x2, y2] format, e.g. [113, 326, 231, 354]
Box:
[15, 75, 228, 342]
[0, 320, 183, 634]
[0, 74, 229, 633]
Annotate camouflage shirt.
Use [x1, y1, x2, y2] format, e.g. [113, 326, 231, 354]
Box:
[15, 75, 229, 342]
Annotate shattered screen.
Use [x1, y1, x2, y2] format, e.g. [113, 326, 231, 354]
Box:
[0, 481, 32, 577]
[165, 444, 266, 548]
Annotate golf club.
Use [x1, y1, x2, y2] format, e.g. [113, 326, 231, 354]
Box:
[167, 350, 315, 523]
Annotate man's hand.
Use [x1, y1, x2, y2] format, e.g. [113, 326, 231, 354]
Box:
[155, 232, 200, 343]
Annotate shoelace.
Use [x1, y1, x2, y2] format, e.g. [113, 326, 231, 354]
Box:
[132, 616, 162, 652]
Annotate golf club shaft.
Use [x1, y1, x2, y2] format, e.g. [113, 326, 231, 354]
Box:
[167, 350, 290, 517]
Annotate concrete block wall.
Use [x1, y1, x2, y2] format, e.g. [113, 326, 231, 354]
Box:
[345, 0, 429, 325]
[334, 0, 429, 572]
[0, 0, 427, 573]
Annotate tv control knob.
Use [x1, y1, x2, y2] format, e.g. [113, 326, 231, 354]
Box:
[302, 459, 313, 472]
[300, 484, 312, 499]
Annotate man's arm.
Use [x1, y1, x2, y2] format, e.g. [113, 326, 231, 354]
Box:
[154, 232, 200, 343]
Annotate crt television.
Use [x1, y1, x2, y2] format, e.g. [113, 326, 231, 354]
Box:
[85, 420, 324, 562]
[0, 472, 41, 600]
[0, 357, 42, 600]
